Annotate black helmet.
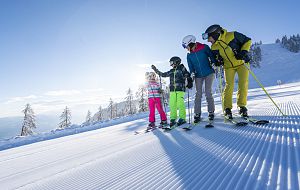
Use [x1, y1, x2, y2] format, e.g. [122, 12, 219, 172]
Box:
[202, 24, 222, 40]
[169, 56, 181, 66]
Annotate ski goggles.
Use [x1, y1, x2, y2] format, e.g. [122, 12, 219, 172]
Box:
[182, 43, 188, 49]
[169, 61, 176, 66]
[202, 33, 209, 40]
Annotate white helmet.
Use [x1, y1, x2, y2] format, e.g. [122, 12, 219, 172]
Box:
[145, 72, 156, 81]
[182, 35, 196, 49]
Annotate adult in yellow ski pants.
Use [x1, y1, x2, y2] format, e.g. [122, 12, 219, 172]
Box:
[223, 64, 249, 109]
[169, 91, 186, 120]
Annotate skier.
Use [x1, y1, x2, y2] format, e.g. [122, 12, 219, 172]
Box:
[145, 72, 168, 130]
[151, 56, 193, 127]
[182, 35, 216, 123]
[202, 24, 252, 119]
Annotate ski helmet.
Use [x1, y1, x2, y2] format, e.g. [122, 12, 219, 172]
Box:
[202, 24, 222, 40]
[145, 72, 156, 80]
[169, 56, 181, 66]
[182, 35, 196, 49]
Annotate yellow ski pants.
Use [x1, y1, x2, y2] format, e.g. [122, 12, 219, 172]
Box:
[223, 64, 249, 109]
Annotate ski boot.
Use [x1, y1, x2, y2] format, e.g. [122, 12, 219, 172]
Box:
[239, 106, 248, 118]
[147, 122, 156, 131]
[169, 119, 177, 128]
[208, 112, 214, 121]
[194, 113, 201, 124]
[224, 108, 233, 120]
[177, 118, 186, 126]
[159, 120, 168, 128]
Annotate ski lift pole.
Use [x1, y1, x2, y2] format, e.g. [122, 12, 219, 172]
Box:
[243, 64, 286, 116]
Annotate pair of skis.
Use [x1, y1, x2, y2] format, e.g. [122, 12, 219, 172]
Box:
[134, 123, 170, 135]
[134, 125, 160, 135]
[182, 120, 214, 131]
[225, 114, 269, 126]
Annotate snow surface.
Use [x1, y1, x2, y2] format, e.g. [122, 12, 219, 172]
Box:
[0, 81, 300, 189]
[249, 43, 300, 88]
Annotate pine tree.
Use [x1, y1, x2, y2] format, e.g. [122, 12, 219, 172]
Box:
[275, 38, 281, 43]
[97, 106, 103, 122]
[282, 35, 288, 47]
[108, 98, 114, 119]
[125, 88, 134, 115]
[281, 34, 300, 53]
[136, 85, 148, 113]
[20, 103, 36, 136]
[58, 106, 71, 129]
[86, 110, 92, 124]
[114, 103, 119, 118]
[249, 44, 262, 68]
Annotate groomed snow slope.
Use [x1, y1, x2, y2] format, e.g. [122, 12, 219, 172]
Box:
[0, 82, 300, 190]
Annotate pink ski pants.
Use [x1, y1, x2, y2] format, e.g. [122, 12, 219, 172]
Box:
[148, 97, 167, 122]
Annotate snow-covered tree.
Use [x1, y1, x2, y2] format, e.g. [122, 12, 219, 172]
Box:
[275, 38, 281, 43]
[215, 66, 225, 94]
[58, 106, 71, 129]
[20, 103, 36, 136]
[108, 98, 114, 119]
[97, 106, 104, 122]
[86, 110, 92, 124]
[125, 88, 134, 115]
[281, 34, 300, 53]
[136, 85, 148, 113]
[249, 44, 262, 68]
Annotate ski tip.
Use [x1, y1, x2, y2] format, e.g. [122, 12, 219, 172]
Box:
[236, 122, 248, 127]
[182, 127, 192, 130]
[255, 120, 269, 124]
[205, 124, 214, 128]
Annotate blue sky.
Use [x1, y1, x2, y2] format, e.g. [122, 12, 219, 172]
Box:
[0, 0, 299, 123]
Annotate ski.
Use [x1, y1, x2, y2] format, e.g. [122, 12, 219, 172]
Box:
[182, 123, 195, 130]
[224, 116, 248, 126]
[134, 126, 157, 135]
[233, 113, 269, 125]
[205, 119, 214, 128]
[163, 123, 178, 131]
[242, 116, 269, 124]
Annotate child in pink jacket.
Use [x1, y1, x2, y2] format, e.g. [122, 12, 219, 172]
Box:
[146, 72, 168, 129]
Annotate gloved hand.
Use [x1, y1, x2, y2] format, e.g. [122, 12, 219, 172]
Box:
[214, 55, 224, 66]
[151, 65, 157, 71]
[186, 77, 193, 89]
[235, 50, 251, 63]
[191, 72, 195, 81]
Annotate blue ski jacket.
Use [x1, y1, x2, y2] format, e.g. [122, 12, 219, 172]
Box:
[187, 42, 216, 78]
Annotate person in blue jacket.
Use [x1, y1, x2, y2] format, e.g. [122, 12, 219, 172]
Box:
[182, 35, 216, 123]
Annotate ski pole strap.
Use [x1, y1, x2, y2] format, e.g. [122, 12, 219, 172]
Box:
[243, 64, 287, 116]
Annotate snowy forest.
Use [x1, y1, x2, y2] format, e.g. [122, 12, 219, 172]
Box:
[276, 34, 300, 52]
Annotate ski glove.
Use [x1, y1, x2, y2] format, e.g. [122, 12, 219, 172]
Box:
[151, 65, 158, 73]
[191, 72, 195, 81]
[235, 50, 251, 63]
[186, 77, 193, 89]
[214, 55, 224, 66]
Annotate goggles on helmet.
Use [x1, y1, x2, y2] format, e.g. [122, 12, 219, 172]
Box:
[202, 33, 209, 40]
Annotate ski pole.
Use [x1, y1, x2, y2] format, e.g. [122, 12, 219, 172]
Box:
[243, 64, 286, 116]
[217, 67, 224, 112]
[187, 88, 191, 125]
[159, 76, 167, 114]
